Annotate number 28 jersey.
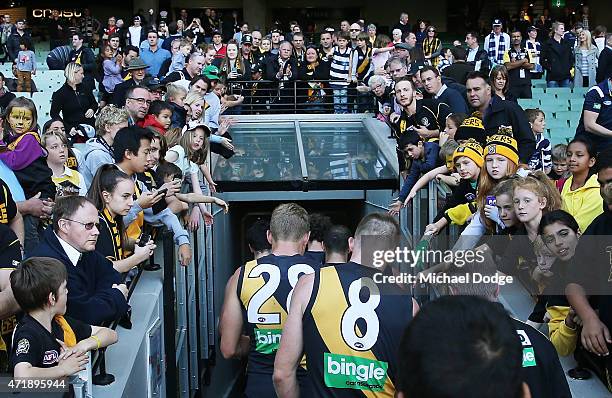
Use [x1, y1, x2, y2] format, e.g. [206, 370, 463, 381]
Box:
[237, 253, 321, 396]
[302, 262, 414, 397]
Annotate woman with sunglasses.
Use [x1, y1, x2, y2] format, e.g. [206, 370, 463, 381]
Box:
[87, 164, 156, 273]
[422, 25, 441, 68]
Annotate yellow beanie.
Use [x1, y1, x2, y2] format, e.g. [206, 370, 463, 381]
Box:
[453, 139, 484, 168]
[484, 134, 519, 166]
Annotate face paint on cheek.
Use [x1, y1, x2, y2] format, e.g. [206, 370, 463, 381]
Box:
[9, 107, 33, 133]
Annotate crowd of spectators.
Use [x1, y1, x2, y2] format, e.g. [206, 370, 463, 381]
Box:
[0, 5, 610, 396]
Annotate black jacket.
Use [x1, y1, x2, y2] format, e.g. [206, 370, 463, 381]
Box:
[29, 228, 129, 326]
[0, 90, 15, 113]
[442, 61, 474, 85]
[68, 46, 97, 89]
[263, 56, 298, 82]
[51, 83, 98, 132]
[596, 47, 612, 84]
[540, 37, 574, 81]
[7, 31, 33, 62]
[482, 95, 536, 164]
[111, 78, 149, 107]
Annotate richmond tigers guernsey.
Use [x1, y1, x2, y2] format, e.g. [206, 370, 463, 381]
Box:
[237, 253, 322, 397]
[302, 262, 413, 397]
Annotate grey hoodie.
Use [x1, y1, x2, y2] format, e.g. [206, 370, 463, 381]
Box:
[80, 137, 114, 189]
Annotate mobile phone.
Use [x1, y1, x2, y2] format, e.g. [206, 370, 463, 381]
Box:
[138, 234, 151, 247]
[486, 195, 496, 206]
[156, 188, 168, 197]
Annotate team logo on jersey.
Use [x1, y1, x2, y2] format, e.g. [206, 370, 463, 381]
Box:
[522, 347, 537, 367]
[43, 350, 59, 365]
[421, 117, 430, 127]
[324, 353, 388, 391]
[516, 329, 532, 346]
[16, 338, 29, 355]
[255, 328, 282, 354]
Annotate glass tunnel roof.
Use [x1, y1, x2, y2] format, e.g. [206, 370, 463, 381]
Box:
[212, 119, 397, 192]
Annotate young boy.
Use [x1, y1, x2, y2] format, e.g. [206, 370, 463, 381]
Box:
[139, 100, 173, 134]
[425, 139, 484, 234]
[329, 31, 356, 114]
[168, 38, 192, 75]
[549, 143, 570, 181]
[10, 257, 117, 378]
[525, 108, 552, 174]
[15, 38, 36, 92]
[395, 132, 440, 207]
[165, 83, 188, 128]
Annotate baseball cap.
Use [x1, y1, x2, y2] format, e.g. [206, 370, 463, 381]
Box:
[202, 65, 220, 80]
[134, 15, 141, 22]
[526, 26, 537, 33]
[394, 42, 411, 51]
[212, 29, 221, 36]
[146, 77, 166, 92]
[492, 19, 503, 26]
[182, 120, 211, 136]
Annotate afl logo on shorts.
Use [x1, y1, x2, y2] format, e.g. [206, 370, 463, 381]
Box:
[488, 145, 497, 154]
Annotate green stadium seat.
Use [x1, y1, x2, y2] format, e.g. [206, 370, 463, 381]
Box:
[545, 118, 569, 130]
[554, 111, 580, 123]
[539, 99, 569, 113]
[532, 87, 546, 96]
[546, 87, 572, 97]
[518, 99, 540, 109]
[531, 79, 547, 89]
[569, 98, 584, 111]
[572, 87, 590, 96]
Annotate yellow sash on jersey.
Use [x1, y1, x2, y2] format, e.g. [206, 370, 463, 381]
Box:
[239, 260, 308, 367]
[126, 181, 144, 242]
[240, 260, 288, 330]
[311, 267, 395, 397]
[54, 315, 77, 347]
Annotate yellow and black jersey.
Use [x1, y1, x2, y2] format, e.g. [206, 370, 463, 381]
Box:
[302, 262, 414, 397]
[65, 148, 79, 170]
[126, 178, 144, 242]
[0, 222, 22, 372]
[0, 178, 17, 225]
[96, 208, 124, 262]
[237, 253, 322, 397]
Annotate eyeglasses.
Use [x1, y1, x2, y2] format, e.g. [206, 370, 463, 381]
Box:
[350, 29, 361, 32]
[128, 97, 152, 105]
[428, 29, 436, 33]
[63, 218, 100, 230]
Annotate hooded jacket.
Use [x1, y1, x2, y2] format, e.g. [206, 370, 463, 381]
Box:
[138, 114, 167, 134]
[79, 137, 114, 188]
[28, 227, 129, 326]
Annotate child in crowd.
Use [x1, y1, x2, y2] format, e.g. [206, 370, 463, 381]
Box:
[453, 114, 487, 146]
[397, 140, 460, 210]
[560, 136, 603, 232]
[42, 130, 87, 197]
[156, 162, 229, 213]
[139, 100, 173, 134]
[88, 164, 157, 273]
[0, 97, 56, 254]
[10, 257, 117, 378]
[15, 38, 36, 92]
[438, 113, 467, 146]
[168, 38, 192, 75]
[538, 210, 581, 356]
[525, 108, 552, 174]
[389, 132, 440, 214]
[425, 139, 484, 234]
[101, 44, 123, 96]
[549, 143, 570, 182]
[329, 31, 356, 114]
[165, 122, 215, 226]
[165, 83, 188, 128]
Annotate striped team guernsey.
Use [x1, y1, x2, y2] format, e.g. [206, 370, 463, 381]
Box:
[302, 262, 414, 397]
[329, 46, 356, 86]
[237, 253, 322, 397]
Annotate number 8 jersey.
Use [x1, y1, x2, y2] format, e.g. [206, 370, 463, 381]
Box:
[302, 262, 414, 397]
[237, 253, 321, 397]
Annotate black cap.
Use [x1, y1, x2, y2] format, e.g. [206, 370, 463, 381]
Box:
[241, 34, 253, 45]
[526, 25, 537, 33]
[492, 19, 503, 26]
[407, 61, 425, 76]
[212, 29, 221, 36]
[146, 77, 166, 92]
